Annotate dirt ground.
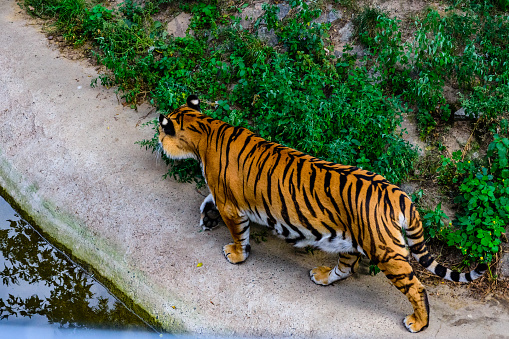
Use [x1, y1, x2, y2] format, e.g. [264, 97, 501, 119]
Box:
[1, 0, 509, 338]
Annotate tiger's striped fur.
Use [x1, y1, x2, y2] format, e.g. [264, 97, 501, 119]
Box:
[158, 95, 487, 333]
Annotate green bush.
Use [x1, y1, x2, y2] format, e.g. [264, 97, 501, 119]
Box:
[258, 0, 330, 60]
[421, 203, 450, 240]
[189, 2, 220, 31]
[435, 134, 509, 264]
[353, 7, 387, 46]
[232, 54, 416, 183]
[355, 7, 509, 134]
[21, 0, 67, 18]
[83, 5, 113, 38]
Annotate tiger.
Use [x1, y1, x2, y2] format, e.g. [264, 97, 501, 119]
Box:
[157, 95, 487, 333]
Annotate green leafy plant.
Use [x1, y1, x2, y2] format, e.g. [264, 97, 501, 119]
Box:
[369, 260, 381, 275]
[354, 7, 509, 135]
[83, 5, 113, 38]
[257, 0, 331, 61]
[436, 136, 509, 264]
[49, 0, 88, 43]
[353, 7, 387, 46]
[421, 203, 450, 240]
[191, 3, 217, 29]
[21, 0, 61, 18]
[119, 0, 146, 21]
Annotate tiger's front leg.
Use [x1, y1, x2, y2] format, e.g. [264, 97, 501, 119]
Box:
[310, 253, 361, 285]
[219, 206, 251, 264]
[200, 194, 222, 230]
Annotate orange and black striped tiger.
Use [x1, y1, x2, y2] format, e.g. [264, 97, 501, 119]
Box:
[158, 95, 487, 333]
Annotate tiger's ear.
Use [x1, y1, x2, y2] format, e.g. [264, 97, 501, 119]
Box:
[187, 95, 201, 112]
[159, 114, 175, 136]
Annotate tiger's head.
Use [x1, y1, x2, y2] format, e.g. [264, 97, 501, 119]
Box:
[158, 95, 202, 160]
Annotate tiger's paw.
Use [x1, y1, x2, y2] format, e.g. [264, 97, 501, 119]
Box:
[200, 208, 222, 230]
[403, 314, 428, 333]
[310, 266, 333, 285]
[200, 194, 222, 230]
[223, 243, 250, 264]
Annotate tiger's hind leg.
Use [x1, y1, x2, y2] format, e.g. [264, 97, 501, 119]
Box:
[310, 253, 361, 286]
[200, 194, 222, 230]
[377, 259, 429, 333]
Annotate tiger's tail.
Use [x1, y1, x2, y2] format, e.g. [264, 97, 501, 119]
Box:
[403, 206, 488, 283]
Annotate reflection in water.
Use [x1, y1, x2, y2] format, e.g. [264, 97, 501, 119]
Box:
[0, 196, 152, 331]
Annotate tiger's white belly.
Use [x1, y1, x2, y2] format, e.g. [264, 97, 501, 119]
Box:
[245, 210, 356, 254]
[298, 233, 356, 253]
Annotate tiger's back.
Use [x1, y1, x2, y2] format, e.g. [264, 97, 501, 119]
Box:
[157, 95, 487, 333]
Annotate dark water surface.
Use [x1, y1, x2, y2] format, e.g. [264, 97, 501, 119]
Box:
[0, 195, 156, 334]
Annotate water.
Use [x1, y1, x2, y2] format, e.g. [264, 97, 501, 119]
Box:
[0, 195, 156, 334]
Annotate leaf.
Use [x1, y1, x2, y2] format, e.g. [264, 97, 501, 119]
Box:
[501, 169, 509, 178]
[500, 157, 508, 168]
